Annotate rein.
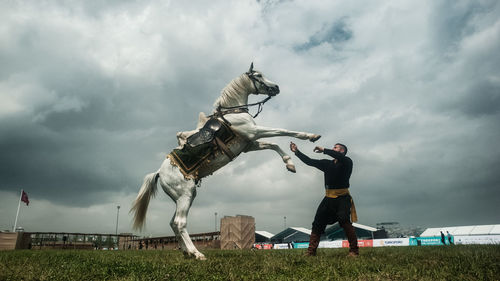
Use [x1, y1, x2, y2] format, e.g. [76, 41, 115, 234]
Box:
[216, 95, 273, 119]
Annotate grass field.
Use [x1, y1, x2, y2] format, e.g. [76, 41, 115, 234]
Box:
[1, 245, 499, 280]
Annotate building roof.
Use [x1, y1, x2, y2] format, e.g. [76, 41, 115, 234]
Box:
[255, 231, 274, 239]
[353, 223, 378, 232]
[288, 227, 312, 235]
[420, 224, 500, 236]
[271, 227, 311, 242]
[324, 222, 378, 240]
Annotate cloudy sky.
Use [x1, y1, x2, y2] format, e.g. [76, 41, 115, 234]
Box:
[1, 0, 499, 237]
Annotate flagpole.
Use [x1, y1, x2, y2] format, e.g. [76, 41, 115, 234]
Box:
[13, 189, 23, 232]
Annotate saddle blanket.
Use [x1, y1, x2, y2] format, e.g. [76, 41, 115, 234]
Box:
[167, 120, 236, 180]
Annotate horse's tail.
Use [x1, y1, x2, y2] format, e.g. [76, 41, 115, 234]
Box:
[130, 172, 159, 231]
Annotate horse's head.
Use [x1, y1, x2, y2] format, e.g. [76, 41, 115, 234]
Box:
[214, 63, 280, 110]
[245, 63, 280, 97]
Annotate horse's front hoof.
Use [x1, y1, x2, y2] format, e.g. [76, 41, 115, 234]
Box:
[195, 253, 207, 261]
[184, 251, 206, 260]
[310, 134, 321, 142]
[286, 164, 296, 173]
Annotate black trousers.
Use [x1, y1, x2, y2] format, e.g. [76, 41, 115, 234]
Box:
[312, 195, 352, 234]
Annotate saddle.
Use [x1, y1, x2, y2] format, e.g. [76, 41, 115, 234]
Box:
[168, 117, 237, 181]
[187, 118, 223, 147]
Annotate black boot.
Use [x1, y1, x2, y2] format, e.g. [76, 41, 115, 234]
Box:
[305, 231, 321, 256]
[341, 222, 359, 256]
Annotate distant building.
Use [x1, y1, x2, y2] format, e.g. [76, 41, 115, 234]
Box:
[376, 222, 422, 238]
[376, 222, 403, 237]
[220, 215, 255, 249]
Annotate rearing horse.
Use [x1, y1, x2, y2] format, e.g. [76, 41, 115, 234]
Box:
[131, 63, 320, 260]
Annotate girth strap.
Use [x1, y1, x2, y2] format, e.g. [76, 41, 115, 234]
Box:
[215, 136, 236, 161]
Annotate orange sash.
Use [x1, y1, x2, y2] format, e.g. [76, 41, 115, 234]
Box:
[325, 188, 358, 222]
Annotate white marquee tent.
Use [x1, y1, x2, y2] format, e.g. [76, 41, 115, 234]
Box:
[420, 224, 500, 236]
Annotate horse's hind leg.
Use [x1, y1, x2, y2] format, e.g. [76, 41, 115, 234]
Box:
[158, 161, 205, 260]
[169, 186, 206, 260]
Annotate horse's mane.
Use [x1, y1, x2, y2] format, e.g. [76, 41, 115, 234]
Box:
[213, 74, 251, 109]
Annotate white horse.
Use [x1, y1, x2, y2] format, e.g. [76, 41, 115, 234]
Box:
[131, 63, 320, 260]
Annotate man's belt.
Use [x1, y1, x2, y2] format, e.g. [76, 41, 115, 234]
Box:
[324, 187, 358, 222]
[324, 187, 349, 198]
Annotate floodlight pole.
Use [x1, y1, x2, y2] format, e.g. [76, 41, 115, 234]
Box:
[214, 212, 218, 231]
[115, 205, 120, 235]
[284, 216, 287, 229]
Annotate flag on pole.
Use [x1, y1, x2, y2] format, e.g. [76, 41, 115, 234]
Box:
[21, 190, 29, 206]
[13, 189, 29, 232]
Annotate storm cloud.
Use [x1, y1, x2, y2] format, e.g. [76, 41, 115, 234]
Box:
[1, 0, 499, 235]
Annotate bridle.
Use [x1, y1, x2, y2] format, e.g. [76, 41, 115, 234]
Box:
[215, 71, 275, 119]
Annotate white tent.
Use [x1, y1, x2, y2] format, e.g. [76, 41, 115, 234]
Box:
[420, 224, 500, 236]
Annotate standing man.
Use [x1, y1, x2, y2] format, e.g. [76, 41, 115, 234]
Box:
[446, 231, 453, 245]
[290, 141, 359, 257]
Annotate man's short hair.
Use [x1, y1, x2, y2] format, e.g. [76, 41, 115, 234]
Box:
[336, 143, 348, 155]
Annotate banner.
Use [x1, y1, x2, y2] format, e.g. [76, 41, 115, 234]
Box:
[253, 235, 500, 250]
[372, 238, 410, 247]
[273, 243, 291, 249]
[319, 240, 343, 248]
[409, 236, 444, 246]
[292, 242, 309, 249]
[453, 235, 500, 245]
[253, 243, 273, 249]
[262, 243, 273, 249]
[343, 239, 373, 248]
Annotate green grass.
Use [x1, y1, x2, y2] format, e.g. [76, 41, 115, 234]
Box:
[1, 245, 499, 280]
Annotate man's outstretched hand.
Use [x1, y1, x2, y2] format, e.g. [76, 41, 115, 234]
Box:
[313, 146, 324, 153]
[290, 142, 298, 153]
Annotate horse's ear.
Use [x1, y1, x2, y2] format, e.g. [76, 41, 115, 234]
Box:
[248, 62, 254, 73]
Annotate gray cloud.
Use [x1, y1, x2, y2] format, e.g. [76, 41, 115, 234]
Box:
[450, 80, 500, 117]
[295, 19, 353, 51]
